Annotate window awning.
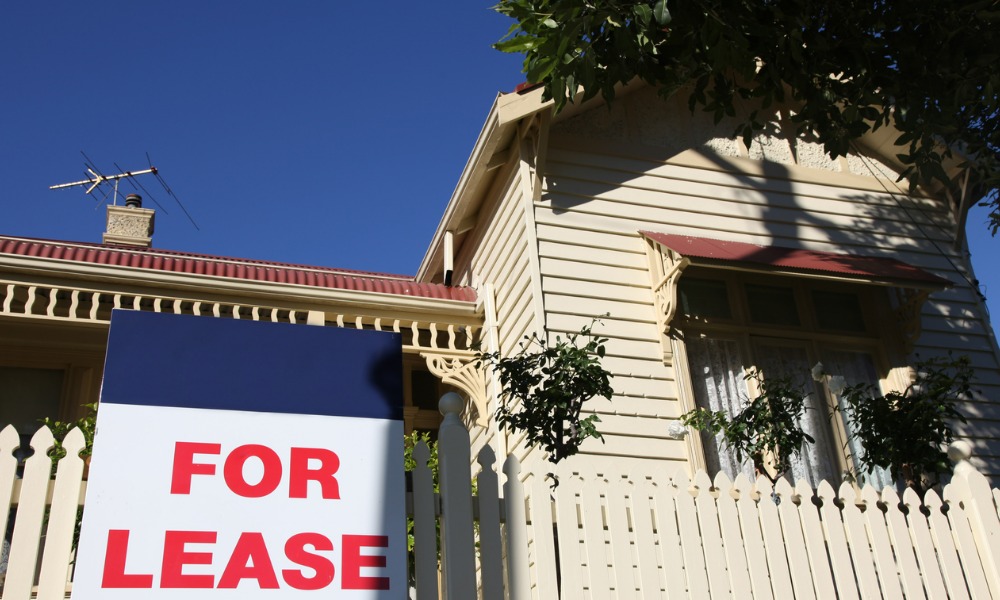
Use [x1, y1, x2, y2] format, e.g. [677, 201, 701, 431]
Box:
[640, 231, 951, 290]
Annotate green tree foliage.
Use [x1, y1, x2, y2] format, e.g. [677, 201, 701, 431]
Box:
[837, 355, 972, 494]
[680, 370, 814, 484]
[477, 320, 614, 482]
[494, 0, 1000, 229]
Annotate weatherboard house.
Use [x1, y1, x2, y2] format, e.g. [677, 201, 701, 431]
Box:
[2, 82, 1000, 596]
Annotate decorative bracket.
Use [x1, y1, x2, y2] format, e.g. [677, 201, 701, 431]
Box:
[893, 287, 930, 354]
[643, 239, 691, 364]
[421, 351, 488, 427]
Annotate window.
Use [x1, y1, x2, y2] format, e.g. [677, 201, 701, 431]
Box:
[676, 271, 902, 487]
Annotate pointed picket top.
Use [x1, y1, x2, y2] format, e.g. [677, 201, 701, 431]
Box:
[838, 480, 859, 506]
[61, 426, 87, 459]
[29, 424, 55, 455]
[901, 486, 923, 511]
[755, 474, 774, 500]
[732, 473, 755, 501]
[414, 439, 430, 466]
[816, 479, 838, 503]
[880, 485, 902, 510]
[794, 478, 817, 505]
[860, 483, 881, 507]
[0, 424, 19, 454]
[477, 444, 497, 472]
[774, 478, 796, 504]
[922, 488, 944, 512]
[502, 453, 522, 481]
[693, 470, 714, 497]
[714, 470, 735, 498]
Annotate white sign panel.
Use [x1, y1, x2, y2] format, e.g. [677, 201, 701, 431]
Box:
[72, 311, 406, 598]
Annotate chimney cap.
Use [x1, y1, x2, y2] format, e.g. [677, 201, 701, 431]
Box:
[125, 194, 142, 208]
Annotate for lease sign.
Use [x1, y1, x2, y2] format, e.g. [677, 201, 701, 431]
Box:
[71, 311, 405, 598]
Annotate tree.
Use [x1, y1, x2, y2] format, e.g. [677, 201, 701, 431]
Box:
[834, 354, 972, 494]
[494, 0, 1000, 230]
[679, 369, 815, 484]
[476, 320, 614, 485]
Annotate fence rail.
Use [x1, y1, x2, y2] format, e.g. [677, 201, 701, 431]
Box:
[2, 400, 999, 599]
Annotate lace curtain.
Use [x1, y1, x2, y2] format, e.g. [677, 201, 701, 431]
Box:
[685, 337, 755, 481]
[686, 337, 839, 487]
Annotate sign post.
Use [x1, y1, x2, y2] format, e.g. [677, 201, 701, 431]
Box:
[72, 310, 406, 598]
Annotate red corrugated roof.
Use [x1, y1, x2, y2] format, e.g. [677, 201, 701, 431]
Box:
[640, 231, 951, 287]
[0, 235, 477, 302]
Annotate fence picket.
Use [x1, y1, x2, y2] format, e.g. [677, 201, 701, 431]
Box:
[0, 425, 20, 578]
[775, 478, 816, 600]
[733, 474, 773, 600]
[901, 487, 949, 600]
[942, 482, 991, 599]
[815, 481, 860, 600]
[502, 455, 532, 600]
[674, 471, 711, 598]
[36, 428, 86, 600]
[629, 477, 663, 596]
[651, 473, 688, 598]
[693, 471, 730, 598]
[553, 471, 586, 598]
[577, 465, 612, 596]
[925, 489, 972, 600]
[794, 479, 836, 600]
[714, 473, 753, 599]
[756, 477, 795, 599]
[861, 485, 904, 600]
[411, 441, 439, 600]
[880, 486, 927, 600]
[476, 446, 504, 600]
[525, 475, 559, 599]
[605, 477, 637, 599]
[4, 426, 55, 600]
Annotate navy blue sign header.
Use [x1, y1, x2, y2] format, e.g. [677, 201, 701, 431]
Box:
[101, 310, 403, 420]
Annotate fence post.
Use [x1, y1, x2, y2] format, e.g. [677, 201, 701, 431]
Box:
[503, 454, 531, 600]
[437, 392, 476, 599]
[948, 440, 1000, 598]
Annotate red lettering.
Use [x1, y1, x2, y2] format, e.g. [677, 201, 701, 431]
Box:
[282, 532, 335, 590]
[224, 444, 282, 498]
[101, 529, 154, 588]
[289, 447, 340, 499]
[217, 532, 279, 589]
[342, 535, 389, 590]
[171, 442, 221, 495]
[161, 530, 216, 588]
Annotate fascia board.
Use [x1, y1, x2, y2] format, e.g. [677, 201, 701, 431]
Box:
[0, 254, 481, 320]
[416, 88, 552, 282]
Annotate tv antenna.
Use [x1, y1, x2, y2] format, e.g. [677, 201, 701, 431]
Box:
[50, 152, 200, 230]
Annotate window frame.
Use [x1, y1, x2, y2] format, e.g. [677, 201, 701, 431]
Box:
[673, 269, 910, 484]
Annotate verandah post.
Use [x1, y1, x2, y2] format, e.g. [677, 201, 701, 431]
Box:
[437, 392, 476, 599]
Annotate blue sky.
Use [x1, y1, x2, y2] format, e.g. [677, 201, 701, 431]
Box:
[2, 1, 998, 330]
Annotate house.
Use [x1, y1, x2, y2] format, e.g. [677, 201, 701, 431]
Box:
[414, 83, 1000, 488]
[2, 81, 999, 488]
[2, 81, 1000, 598]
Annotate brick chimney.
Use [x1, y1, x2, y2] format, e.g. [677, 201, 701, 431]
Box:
[103, 194, 155, 247]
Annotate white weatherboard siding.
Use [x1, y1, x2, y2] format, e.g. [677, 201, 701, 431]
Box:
[529, 91, 1000, 477]
[456, 162, 542, 464]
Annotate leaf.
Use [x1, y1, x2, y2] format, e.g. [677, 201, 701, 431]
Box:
[653, 0, 672, 26]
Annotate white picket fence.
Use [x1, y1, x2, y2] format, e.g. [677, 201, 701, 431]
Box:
[2, 397, 1000, 598]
